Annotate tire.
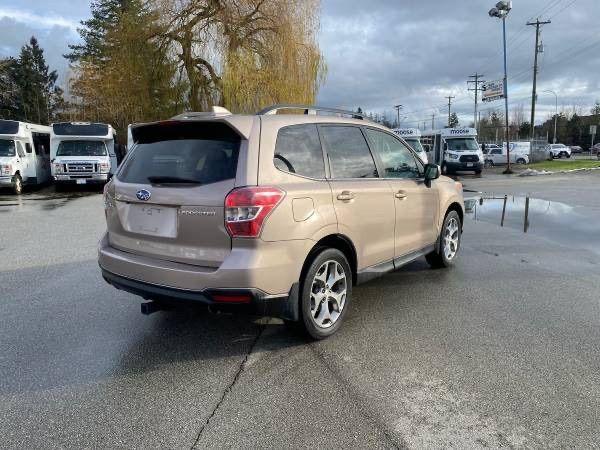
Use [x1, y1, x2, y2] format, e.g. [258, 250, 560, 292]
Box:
[426, 210, 462, 269]
[13, 174, 23, 195]
[484, 160, 493, 168]
[475, 169, 482, 176]
[566, 153, 571, 159]
[298, 248, 352, 340]
[516, 158, 526, 164]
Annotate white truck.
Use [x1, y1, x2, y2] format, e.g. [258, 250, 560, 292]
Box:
[421, 128, 484, 175]
[482, 142, 529, 166]
[0, 120, 51, 194]
[392, 128, 428, 163]
[51, 122, 118, 186]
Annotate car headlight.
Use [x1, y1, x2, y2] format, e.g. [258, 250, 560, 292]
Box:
[448, 153, 459, 160]
[53, 163, 64, 173]
[99, 162, 110, 173]
[1, 164, 12, 176]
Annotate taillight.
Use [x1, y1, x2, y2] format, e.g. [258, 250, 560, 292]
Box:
[225, 186, 284, 238]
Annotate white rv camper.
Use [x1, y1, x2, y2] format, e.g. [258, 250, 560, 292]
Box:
[50, 122, 117, 186]
[0, 120, 51, 194]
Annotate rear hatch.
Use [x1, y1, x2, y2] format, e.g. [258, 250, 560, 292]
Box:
[106, 120, 241, 268]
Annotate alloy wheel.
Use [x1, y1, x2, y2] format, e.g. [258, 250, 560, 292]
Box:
[309, 260, 347, 329]
[443, 217, 460, 261]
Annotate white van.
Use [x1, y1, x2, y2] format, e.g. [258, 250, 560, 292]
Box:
[421, 128, 483, 175]
[392, 128, 428, 163]
[0, 120, 51, 194]
[50, 122, 118, 186]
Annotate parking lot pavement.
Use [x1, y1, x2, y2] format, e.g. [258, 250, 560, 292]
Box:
[1, 174, 600, 448]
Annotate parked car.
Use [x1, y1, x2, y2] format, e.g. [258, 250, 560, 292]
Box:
[98, 105, 465, 339]
[590, 143, 600, 154]
[545, 143, 571, 159]
[569, 145, 583, 153]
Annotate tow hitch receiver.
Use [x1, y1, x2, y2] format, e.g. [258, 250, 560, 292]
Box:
[140, 301, 170, 315]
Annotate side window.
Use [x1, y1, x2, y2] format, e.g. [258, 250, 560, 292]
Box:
[23, 142, 32, 154]
[273, 124, 325, 178]
[320, 126, 377, 179]
[16, 142, 25, 158]
[491, 149, 502, 155]
[364, 128, 420, 179]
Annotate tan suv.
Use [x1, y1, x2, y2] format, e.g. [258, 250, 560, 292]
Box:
[99, 105, 464, 339]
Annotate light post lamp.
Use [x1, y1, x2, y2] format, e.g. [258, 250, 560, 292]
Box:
[543, 90, 558, 144]
[489, 1, 513, 174]
[394, 104, 403, 128]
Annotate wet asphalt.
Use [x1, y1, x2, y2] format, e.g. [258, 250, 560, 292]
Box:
[1, 172, 600, 448]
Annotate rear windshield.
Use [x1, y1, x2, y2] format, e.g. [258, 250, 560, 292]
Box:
[57, 140, 107, 156]
[118, 121, 240, 185]
[0, 139, 16, 157]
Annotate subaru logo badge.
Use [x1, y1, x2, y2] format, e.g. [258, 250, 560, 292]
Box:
[136, 189, 151, 201]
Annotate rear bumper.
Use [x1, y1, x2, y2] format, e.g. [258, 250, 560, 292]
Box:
[98, 233, 307, 320]
[101, 268, 299, 320]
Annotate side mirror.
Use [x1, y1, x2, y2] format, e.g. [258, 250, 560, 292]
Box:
[424, 163, 440, 187]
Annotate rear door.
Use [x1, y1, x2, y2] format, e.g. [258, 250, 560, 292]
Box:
[107, 121, 241, 268]
[319, 125, 395, 270]
[363, 127, 438, 259]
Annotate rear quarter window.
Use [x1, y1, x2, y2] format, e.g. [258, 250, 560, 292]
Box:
[273, 124, 325, 178]
[118, 122, 240, 185]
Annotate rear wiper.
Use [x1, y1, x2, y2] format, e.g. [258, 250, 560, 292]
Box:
[147, 176, 202, 185]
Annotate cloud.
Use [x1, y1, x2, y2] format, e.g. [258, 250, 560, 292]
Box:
[317, 0, 600, 126]
[0, 8, 78, 32]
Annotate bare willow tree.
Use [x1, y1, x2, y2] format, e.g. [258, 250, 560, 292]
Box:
[155, 0, 326, 112]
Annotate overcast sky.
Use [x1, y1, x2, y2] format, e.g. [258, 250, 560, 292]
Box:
[1, 0, 597, 127]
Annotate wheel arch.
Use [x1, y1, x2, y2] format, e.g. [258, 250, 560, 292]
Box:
[446, 202, 464, 230]
[301, 234, 358, 287]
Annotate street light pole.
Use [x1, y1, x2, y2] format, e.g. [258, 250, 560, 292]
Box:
[489, 1, 513, 174]
[544, 90, 558, 144]
[394, 105, 403, 128]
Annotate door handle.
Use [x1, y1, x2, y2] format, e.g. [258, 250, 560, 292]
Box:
[337, 191, 355, 201]
[395, 191, 408, 199]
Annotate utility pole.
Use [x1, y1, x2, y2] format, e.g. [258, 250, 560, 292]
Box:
[446, 96, 455, 127]
[394, 104, 403, 128]
[431, 113, 436, 130]
[527, 18, 551, 140]
[467, 73, 485, 130]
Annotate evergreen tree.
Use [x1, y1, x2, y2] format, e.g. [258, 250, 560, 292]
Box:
[0, 58, 20, 119]
[0, 37, 63, 124]
[65, 0, 130, 63]
[448, 112, 459, 128]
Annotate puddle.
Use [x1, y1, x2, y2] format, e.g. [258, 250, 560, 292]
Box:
[466, 194, 600, 256]
[0, 185, 101, 209]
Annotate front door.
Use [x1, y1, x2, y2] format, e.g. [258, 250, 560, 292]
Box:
[319, 125, 395, 270]
[17, 141, 36, 181]
[363, 127, 438, 260]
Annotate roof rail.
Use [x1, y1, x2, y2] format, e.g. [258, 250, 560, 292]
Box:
[257, 104, 366, 120]
[172, 106, 232, 120]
